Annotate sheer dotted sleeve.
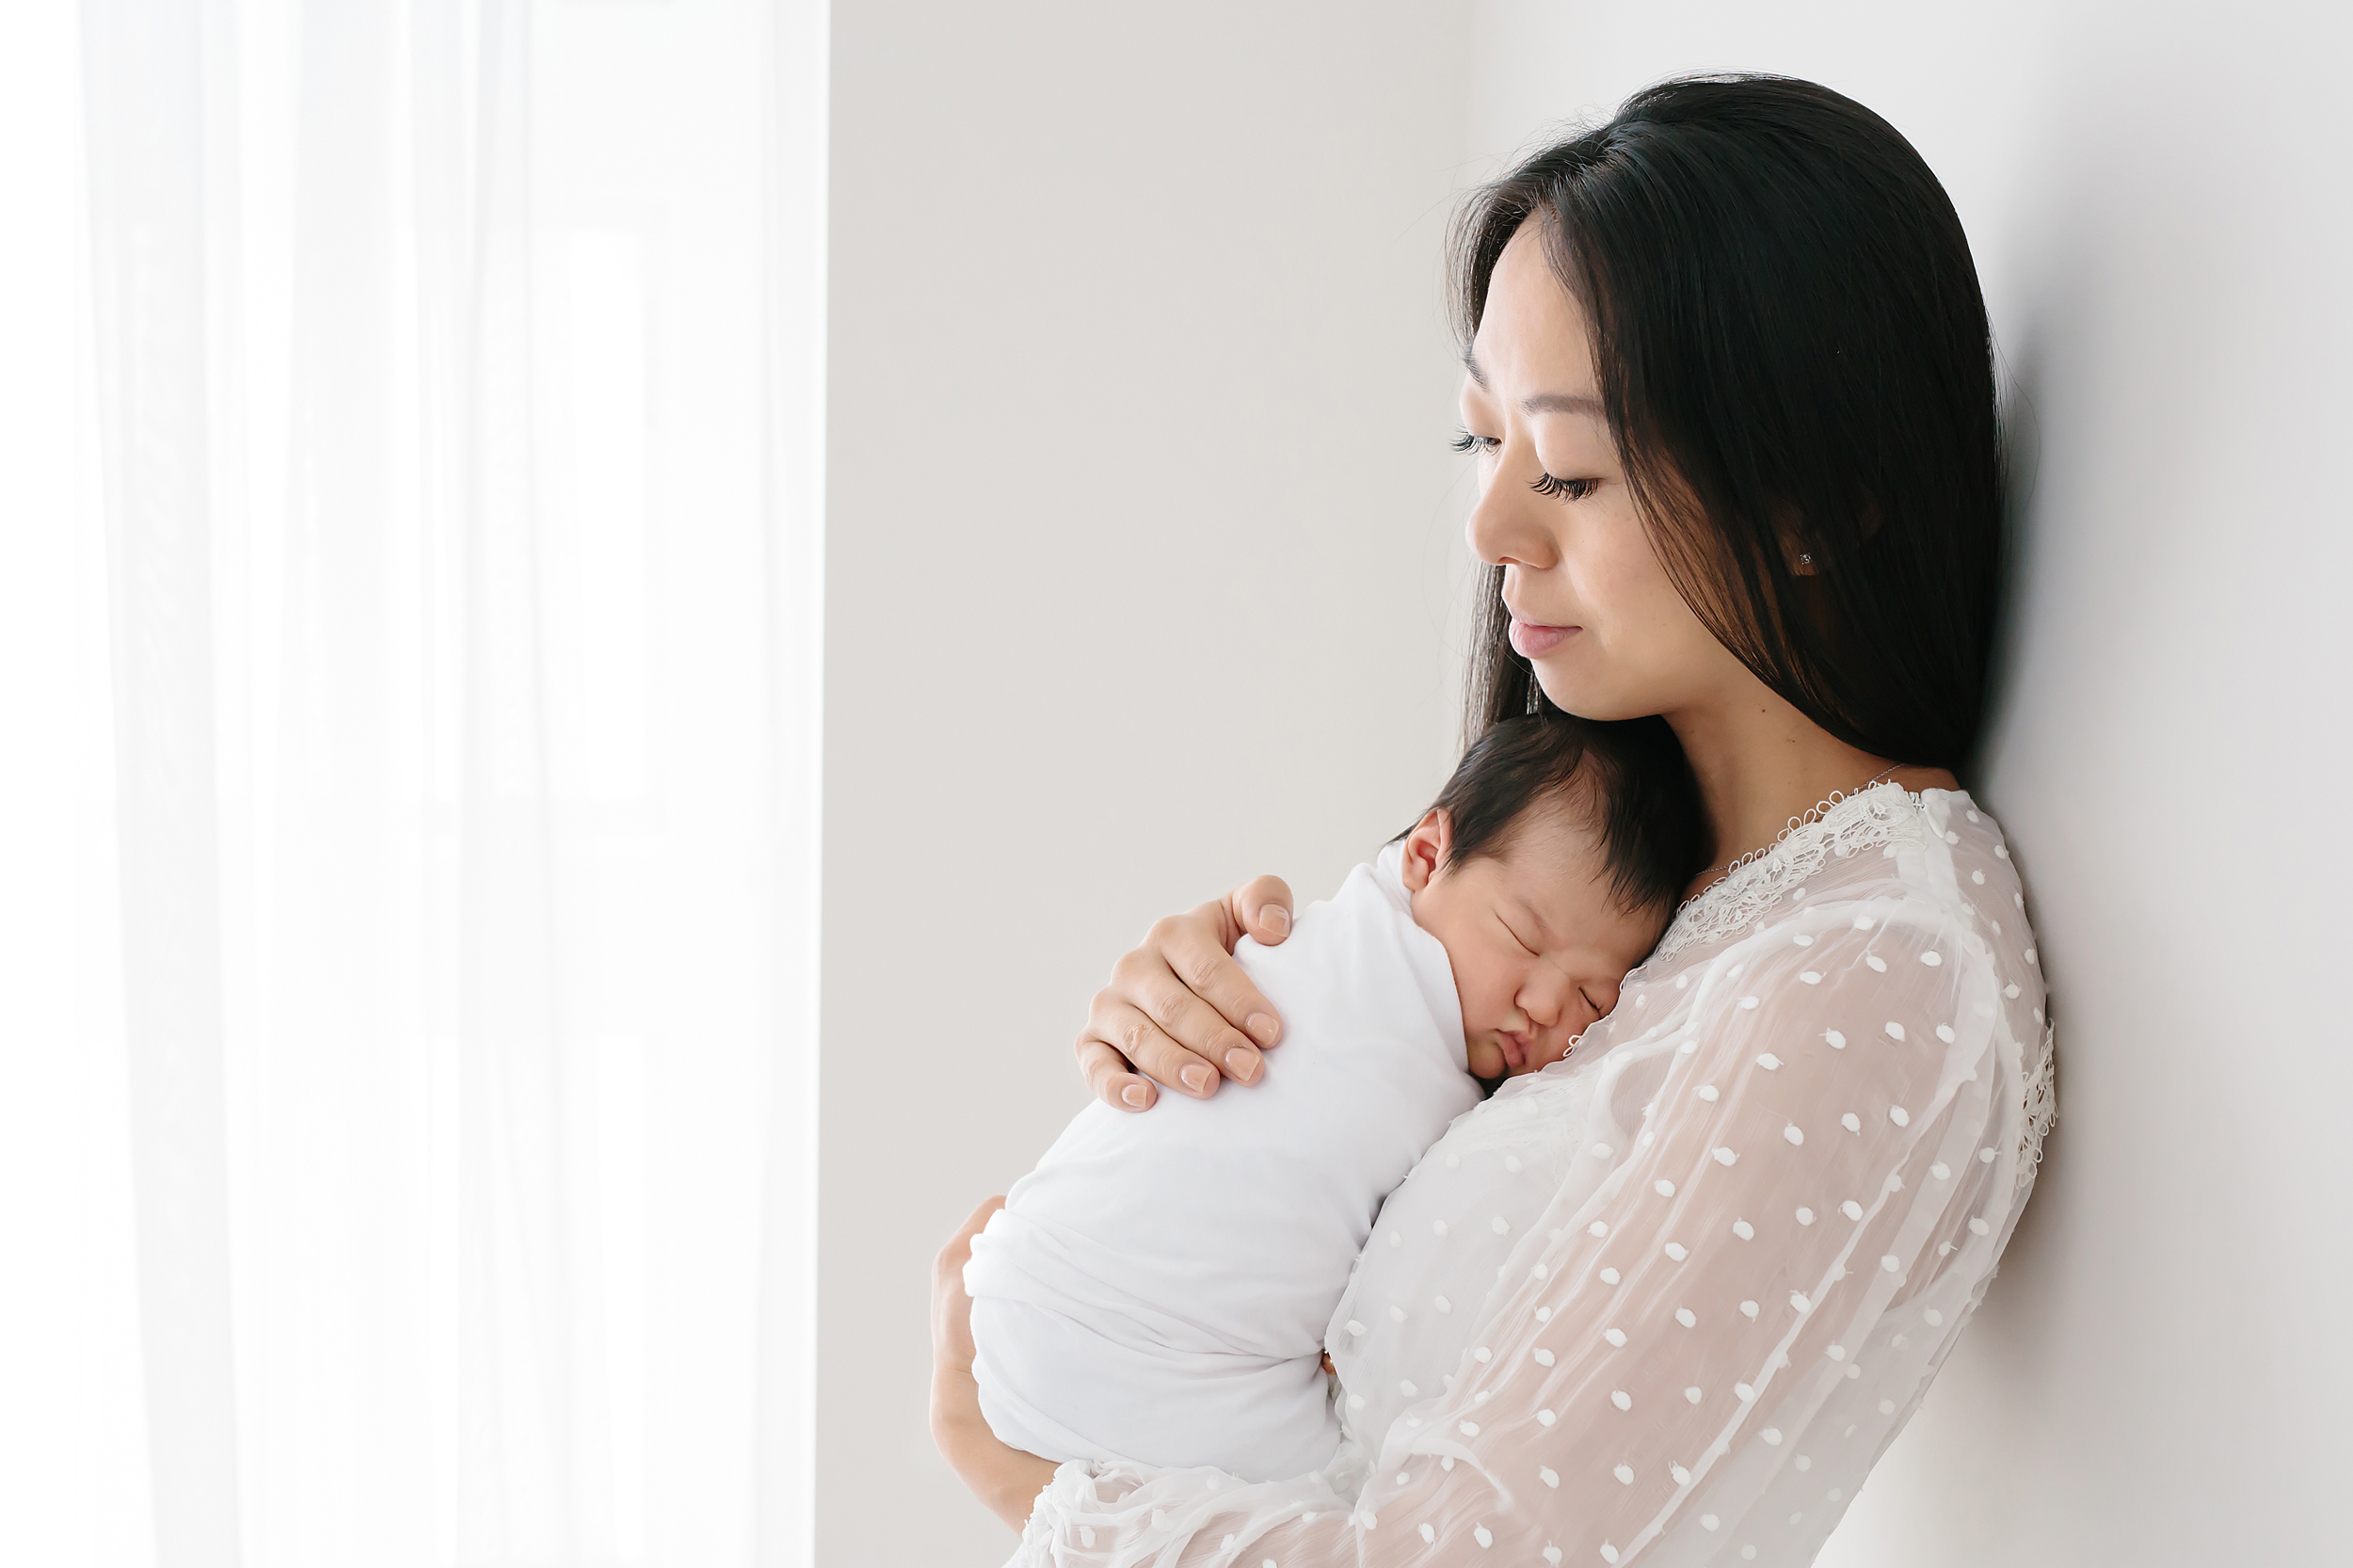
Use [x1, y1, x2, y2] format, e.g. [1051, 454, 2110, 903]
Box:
[1011, 868, 2041, 1568]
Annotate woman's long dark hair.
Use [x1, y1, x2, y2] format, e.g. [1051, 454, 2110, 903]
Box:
[1456, 74, 2004, 773]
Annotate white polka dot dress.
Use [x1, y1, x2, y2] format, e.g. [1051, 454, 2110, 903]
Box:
[1013, 785, 2056, 1568]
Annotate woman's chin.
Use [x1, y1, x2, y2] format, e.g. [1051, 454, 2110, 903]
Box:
[1528, 658, 1668, 726]
[1529, 668, 1625, 721]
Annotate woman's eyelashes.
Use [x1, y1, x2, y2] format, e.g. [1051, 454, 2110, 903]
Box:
[1449, 430, 1597, 502]
[1530, 472, 1600, 502]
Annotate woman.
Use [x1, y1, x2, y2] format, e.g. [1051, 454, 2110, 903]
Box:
[931, 73, 2056, 1566]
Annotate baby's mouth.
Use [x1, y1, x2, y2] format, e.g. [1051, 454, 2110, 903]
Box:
[1497, 1030, 1533, 1072]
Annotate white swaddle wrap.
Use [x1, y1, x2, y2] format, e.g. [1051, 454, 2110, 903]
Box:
[963, 844, 1483, 1482]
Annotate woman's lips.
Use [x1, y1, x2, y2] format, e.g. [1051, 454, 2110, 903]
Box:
[1508, 618, 1578, 658]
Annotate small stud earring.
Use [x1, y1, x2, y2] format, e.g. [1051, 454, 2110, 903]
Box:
[1797, 553, 1815, 567]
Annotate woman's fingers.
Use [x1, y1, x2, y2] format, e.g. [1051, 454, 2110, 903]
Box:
[1135, 923, 1279, 1070]
[931, 1195, 1006, 1372]
[1080, 984, 1233, 1104]
[1075, 1035, 1158, 1112]
[935, 1194, 1003, 1276]
[1230, 873, 1297, 949]
[1156, 903, 1286, 1051]
[1072, 887, 1293, 1112]
[932, 1194, 1002, 1294]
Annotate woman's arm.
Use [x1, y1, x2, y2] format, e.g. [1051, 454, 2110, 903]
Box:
[1013, 898, 2033, 1565]
[931, 1197, 1060, 1530]
[1074, 874, 1297, 1110]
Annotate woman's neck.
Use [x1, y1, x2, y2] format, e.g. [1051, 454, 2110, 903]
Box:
[1666, 681, 1958, 896]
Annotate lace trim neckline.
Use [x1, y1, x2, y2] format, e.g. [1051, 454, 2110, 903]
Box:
[1654, 781, 1938, 961]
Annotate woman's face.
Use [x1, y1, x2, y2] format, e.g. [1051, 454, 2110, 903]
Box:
[1457, 223, 1753, 722]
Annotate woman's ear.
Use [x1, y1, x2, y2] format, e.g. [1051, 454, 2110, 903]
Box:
[1782, 492, 1882, 576]
[1400, 808, 1453, 893]
[1771, 499, 1823, 577]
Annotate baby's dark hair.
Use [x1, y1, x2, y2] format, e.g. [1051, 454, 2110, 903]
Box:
[1403, 713, 1709, 916]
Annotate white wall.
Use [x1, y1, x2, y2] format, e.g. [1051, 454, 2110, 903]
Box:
[819, 6, 1474, 1560]
[1465, 4, 2353, 1563]
[820, 2, 2353, 1561]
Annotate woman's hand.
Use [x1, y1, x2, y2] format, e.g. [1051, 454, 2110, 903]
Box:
[1075, 874, 1296, 1111]
[930, 1197, 1058, 1532]
[931, 1196, 1000, 1379]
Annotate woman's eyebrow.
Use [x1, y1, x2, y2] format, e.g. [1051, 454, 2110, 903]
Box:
[1460, 351, 1603, 419]
[1522, 391, 1605, 419]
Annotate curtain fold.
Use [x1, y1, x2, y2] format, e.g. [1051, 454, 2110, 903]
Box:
[48, 3, 824, 1564]
[79, 5, 244, 1565]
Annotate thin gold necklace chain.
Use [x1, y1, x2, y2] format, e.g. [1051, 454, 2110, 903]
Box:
[1679, 762, 1909, 912]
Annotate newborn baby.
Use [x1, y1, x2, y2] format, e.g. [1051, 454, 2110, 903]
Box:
[961, 714, 1705, 1481]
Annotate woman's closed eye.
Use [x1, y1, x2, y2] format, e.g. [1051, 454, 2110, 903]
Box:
[1530, 472, 1599, 502]
[1449, 429, 1597, 502]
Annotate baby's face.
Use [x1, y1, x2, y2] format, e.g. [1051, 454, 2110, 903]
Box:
[1400, 805, 1668, 1078]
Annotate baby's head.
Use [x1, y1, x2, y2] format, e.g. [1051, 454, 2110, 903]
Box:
[1398, 713, 1707, 1079]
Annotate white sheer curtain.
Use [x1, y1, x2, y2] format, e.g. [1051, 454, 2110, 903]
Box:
[0, 2, 823, 1564]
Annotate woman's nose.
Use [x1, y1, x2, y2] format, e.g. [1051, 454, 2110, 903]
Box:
[1465, 453, 1558, 570]
[1465, 491, 1517, 568]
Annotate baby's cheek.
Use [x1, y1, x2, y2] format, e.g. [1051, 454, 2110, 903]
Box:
[1465, 1037, 1505, 1078]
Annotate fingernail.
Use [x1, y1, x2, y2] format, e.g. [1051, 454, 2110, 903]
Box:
[1121, 1081, 1151, 1109]
[1260, 905, 1290, 937]
[1225, 1047, 1259, 1083]
[1247, 1012, 1280, 1046]
[1180, 1063, 1213, 1094]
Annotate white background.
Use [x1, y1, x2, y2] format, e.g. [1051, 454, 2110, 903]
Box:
[821, 2, 2353, 1565]
[0, 2, 823, 1564]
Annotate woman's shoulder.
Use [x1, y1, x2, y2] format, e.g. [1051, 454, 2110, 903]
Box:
[1645, 783, 2035, 977]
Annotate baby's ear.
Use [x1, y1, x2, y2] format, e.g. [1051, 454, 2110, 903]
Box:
[1400, 808, 1452, 892]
